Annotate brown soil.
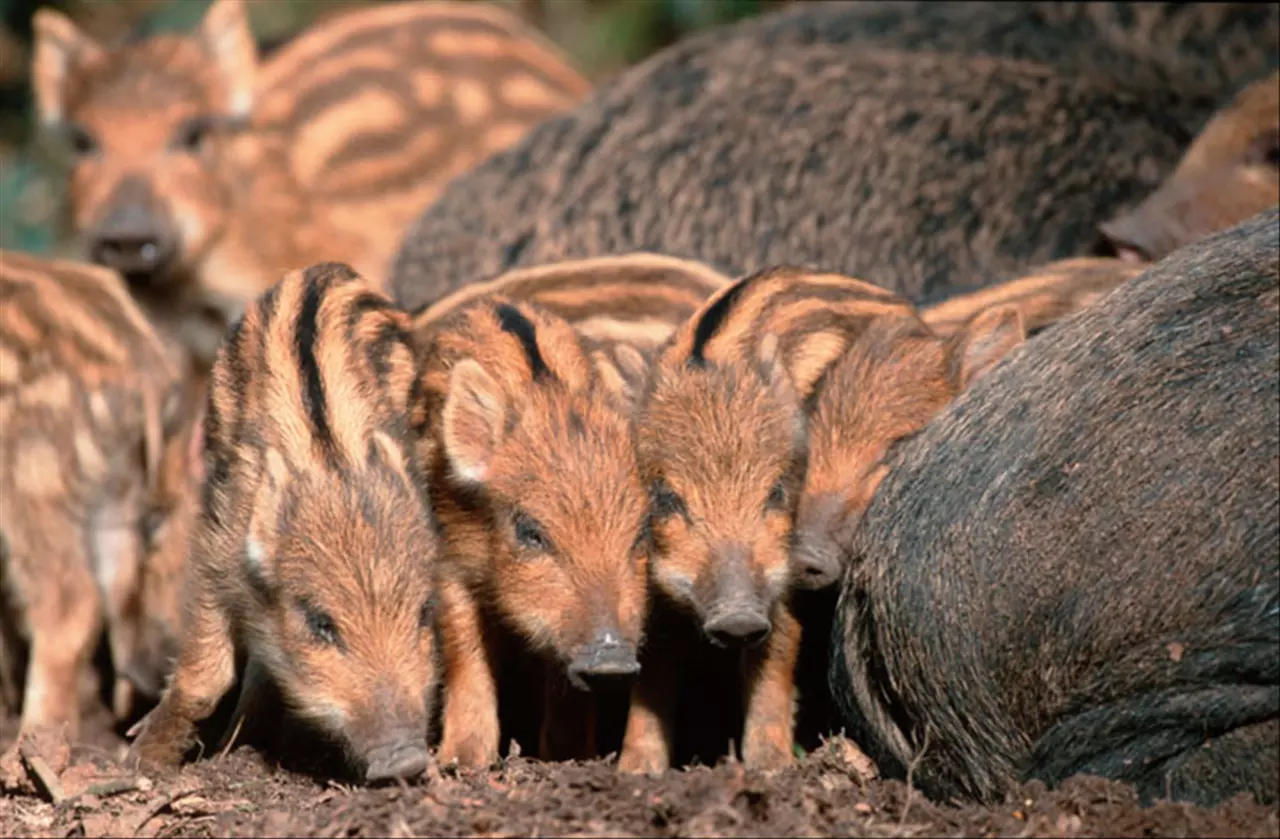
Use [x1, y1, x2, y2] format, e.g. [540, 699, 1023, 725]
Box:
[2, 703, 1277, 839]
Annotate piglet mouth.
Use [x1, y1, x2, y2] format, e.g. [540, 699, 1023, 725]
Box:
[567, 634, 641, 692]
[1094, 219, 1154, 265]
[702, 605, 772, 649]
[362, 734, 430, 783]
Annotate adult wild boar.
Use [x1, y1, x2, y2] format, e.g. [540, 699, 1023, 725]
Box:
[391, 2, 1274, 310]
[830, 207, 1280, 807]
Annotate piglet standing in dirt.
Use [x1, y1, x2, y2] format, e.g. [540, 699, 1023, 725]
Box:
[127, 263, 440, 783]
[411, 295, 654, 766]
[831, 207, 1280, 807]
[32, 0, 590, 370]
[618, 266, 1027, 773]
[0, 250, 184, 746]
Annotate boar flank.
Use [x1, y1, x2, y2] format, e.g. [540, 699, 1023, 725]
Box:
[33, 0, 590, 370]
[413, 296, 650, 767]
[1100, 70, 1279, 263]
[391, 2, 1247, 310]
[0, 250, 183, 741]
[127, 263, 440, 783]
[831, 207, 1280, 807]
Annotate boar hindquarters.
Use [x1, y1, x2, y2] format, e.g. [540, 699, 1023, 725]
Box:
[832, 207, 1280, 808]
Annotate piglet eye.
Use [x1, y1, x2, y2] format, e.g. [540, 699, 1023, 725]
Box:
[1247, 128, 1280, 169]
[173, 116, 214, 154]
[140, 505, 170, 550]
[513, 511, 550, 553]
[651, 478, 687, 520]
[301, 601, 341, 647]
[765, 480, 788, 511]
[65, 122, 99, 158]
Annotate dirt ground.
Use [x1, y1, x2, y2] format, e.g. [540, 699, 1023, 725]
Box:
[1, 702, 1277, 839]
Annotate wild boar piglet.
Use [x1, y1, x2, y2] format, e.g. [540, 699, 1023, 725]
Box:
[0, 250, 184, 742]
[1099, 70, 1279, 262]
[127, 263, 440, 783]
[411, 295, 653, 767]
[32, 0, 590, 369]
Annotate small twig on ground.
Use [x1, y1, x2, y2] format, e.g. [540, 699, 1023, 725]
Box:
[128, 786, 202, 837]
[217, 714, 247, 761]
[56, 777, 143, 810]
[898, 727, 931, 832]
[20, 751, 65, 805]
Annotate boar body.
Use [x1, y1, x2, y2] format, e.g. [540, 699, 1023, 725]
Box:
[33, 0, 590, 370]
[749, 2, 1277, 94]
[127, 263, 440, 783]
[390, 2, 1270, 310]
[831, 208, 1280, 807]
[413, 296, 651, 768]
[0, 250, 182, 742]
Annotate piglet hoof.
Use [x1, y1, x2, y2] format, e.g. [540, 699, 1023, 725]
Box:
[436, 735, 497, 772]
[616, 746, 668, 776]
[125, 709, 194, 771]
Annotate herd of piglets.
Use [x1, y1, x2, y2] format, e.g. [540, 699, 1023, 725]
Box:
[1, 0, 1276, 812]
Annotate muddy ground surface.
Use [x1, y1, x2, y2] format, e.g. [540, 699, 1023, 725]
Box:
[2, 703, 1278, 839]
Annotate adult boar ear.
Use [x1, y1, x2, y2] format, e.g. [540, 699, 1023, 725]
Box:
[949, 304, 1026, 391]
[200, 0, 258, 119]
[244, 448, 289, 585]
[442, 360, 508, 486]
[31, 9, 104, 125]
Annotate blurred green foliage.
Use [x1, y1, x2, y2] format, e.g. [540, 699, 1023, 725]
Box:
[0, 0, 784, 254]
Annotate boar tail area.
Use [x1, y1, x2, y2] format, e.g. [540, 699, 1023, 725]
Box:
[1025, 584, 1280, 807]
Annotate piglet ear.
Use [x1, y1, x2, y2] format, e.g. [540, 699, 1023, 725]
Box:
[442, 359, 508, 486]
[949, 304, 1026, 391]
[244, 448, 289, 582]
[758, 332, 799, 404]
[199, 0, 258, 119]
[31, 9, 104, 125]
[595, 343, 650, 405]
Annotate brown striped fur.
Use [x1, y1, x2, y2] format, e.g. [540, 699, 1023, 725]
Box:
[921, 258, 1145, 338]
[127, 263, 440, 783]
[32, 0, 591, 371]
[410, 252, 731, 398]
[621, 266, 1026, 773]
[0, 249, 183, 746]
[412, 296, 649, 768]
[1100, 70, 1280, 262]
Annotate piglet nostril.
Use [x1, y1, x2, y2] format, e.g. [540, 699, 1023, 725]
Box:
[704, 610, 772, 649]
[567, 634, 640, 693]
[90, 232, 175, 280]
[364, 739, 429, 783]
